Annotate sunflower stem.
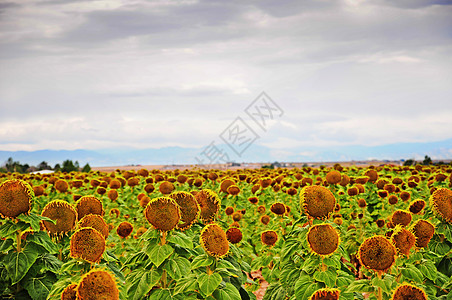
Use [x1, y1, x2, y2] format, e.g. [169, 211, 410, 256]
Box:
[377, 272, 383, 300]
[16, 230, 21, 252]
[160, 231, 167, 245]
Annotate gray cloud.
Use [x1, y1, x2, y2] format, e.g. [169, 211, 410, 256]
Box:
[0, 0, 451, 156]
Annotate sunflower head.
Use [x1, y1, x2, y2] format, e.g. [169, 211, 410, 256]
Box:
[78, 214, 109, 238]
[226, 227, 243, 244]
[358, 235, 396, 273]
[76, 268, 119, 300]
[325, 170, 341, 185]
[61, 283, 77, 300]
[410, 219, 435, 248]
[307, 223, 340, 257]
[220, 179, 235, 193]
[169, 191, 200, 230]
[391, 225, 415, 257]
[70, 227, 106, 263]
[225, 206, 234, 216]
[200, 223, 229, 257]
[260, 215, 270, 225]
[227, 185, 240, 196]
[75, 196, 104, 220]
[261, 230, 278, 246]
[117, 221, 133, 238]
[159, 181, 174, 195]
[270, 202, 286, 215]
[41, 200, 77, 236]
[309, 288, 340, 300]
[0, 179, 34, 219]
[408, 199, 426, 214]
[55, 179, 69, 193]
[144, 197, 180, 232]
[391, 283, 427, 300]
[300, 186, 336, 219]
[391, 210, 412, 227]
[430, 188, 452, 223]
[194, 189, 220, 223]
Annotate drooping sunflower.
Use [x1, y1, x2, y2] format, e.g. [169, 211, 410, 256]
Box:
[116, 221, 133, 238]
[144, 197, 180, 232]
[220, 179, 235, 193]
[78, 214, 109, 238]
[307, 223, 340, 256]
[260, 215, 270, 225]
[270, 202, 286, 215]
[169, 191, 200, 230]
[300, 186, 336, 219]
[391, 210, 412, 227]
[391, 283, 427, 300]
[194, 189, 220, 223]
[261, 230, 278, 246]
[325, 170, 341, 185]
[430, 188, 452, 223]
[55, 179, 69, 193]
[309, 288, 340, 300]
[226, 227, 243, 244]
[76, 268, 119, 300]
[225, 206, 234, 216]
[70, 227, 105, 263]
[410, 219, 435, 248]
[107, 189, 118, 201]
[159, 181, 174, 195]
[391, 225, 415, 256]
[227, 185, 240, 196]
[41, 200, 77, 235]
[408, 199, 426, 214]
[61, 283, 77, 300]
[75, 196, 104, 220]
[358, 235, 396, 273]
[200, 223, 229, 257]
[0, 179, 34, 219]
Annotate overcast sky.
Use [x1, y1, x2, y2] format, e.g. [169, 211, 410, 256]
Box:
[1, 0, 451, 160]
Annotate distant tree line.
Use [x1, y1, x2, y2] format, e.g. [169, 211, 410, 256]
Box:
[403, 155, 451, 166]
[0, 157, 91, 173]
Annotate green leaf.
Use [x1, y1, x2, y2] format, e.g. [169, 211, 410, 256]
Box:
[147, 244, 174, 268]
[25, 231, 59, 253]
[197, 273, 222, 296]
[417, 261, 437, 281]
[212, 282, 241, 300]
[148, 289, 174, 300]
[191, 254, 214, 269]
[0, 238, 13, 253]
[371, 276, 392, 294]
[173, 275, 198, 296]
[313, 268, 337, 287]
[17, 214, 55, 231]
[401, 265, 424, 284]
[344, 280, 374, 293]
[39, 253, 62, 273]
[295, 282, 319, 300]
[164, 256, 191, 280]
[167, 232, 193, 249]
[0, 221, 29, 237]
[294, 275, 317, 300]
[127, 268, 162, 300]
[4, 243, 40, 284]
[217, 259, 237, 270]
[22, 271, 56, 300]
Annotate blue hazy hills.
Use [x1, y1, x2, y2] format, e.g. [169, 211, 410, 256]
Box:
[1, 138, 451, 167]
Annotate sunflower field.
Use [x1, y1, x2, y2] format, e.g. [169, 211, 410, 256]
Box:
[0, 164, 451, 300]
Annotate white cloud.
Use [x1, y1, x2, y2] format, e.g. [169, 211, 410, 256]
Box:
[0, 0, 451, 160]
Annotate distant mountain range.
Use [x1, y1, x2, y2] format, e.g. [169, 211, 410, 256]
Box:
[1, 138, 451, 167]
